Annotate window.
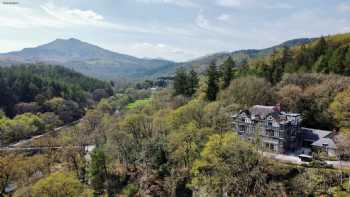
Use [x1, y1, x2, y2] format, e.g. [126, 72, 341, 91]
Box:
[265, 143, 276, 152]
[279, 131, 284, 138]
[266, 129, 274, 137]
[267, 121, 273, 127]
[239, 125, 246, 132]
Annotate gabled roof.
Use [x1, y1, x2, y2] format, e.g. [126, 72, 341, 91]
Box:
[312, 138, 337, 149]
[249, 105, 276, 119]
[302, 127, 332, 141]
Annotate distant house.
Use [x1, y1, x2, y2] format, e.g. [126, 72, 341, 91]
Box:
[232, 105, 336, 156]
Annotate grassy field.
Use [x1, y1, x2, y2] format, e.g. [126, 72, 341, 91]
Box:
[127, 98, 152, 109]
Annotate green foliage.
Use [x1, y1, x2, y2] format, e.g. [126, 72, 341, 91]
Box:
[31, 172, 85, 197]
[220, 76, 274, 108]
[0, 64, 112, 117]
[173, 68, 199, 97]
[206, 63, 219, 101]
[127, 98, 152, 109]
[239, 34, 350, 86]
[219, 57, 235, 88]
[329, 87, 350, 128]
[0, 113, 46, 144]
[122, 183, 138, 197]
[89, 147, 108, 195]
[191, 133, 268, 196]
[167, 122, 211, 168]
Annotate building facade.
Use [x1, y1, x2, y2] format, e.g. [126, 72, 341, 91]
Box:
[232, 105, 336, 155]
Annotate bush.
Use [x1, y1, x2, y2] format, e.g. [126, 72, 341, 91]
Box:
[122, 183, 138, 197]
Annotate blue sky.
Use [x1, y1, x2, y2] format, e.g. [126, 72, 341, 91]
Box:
[0, 0, 350, 61]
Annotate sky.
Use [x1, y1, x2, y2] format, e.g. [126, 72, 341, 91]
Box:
[0, 0, 350, 62]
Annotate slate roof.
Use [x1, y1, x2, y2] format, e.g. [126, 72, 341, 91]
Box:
[302, 127, 332, 141]
[312, 138, 337, 149]
[248, 105, 276, 118]
[302, 127, 337, 149]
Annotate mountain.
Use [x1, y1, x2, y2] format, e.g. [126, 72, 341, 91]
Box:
[171, 38, 314, 74]
[0, 38, 175, 80]
[0, 37, 314, 80]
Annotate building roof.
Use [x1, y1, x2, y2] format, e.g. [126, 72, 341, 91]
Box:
[302, 127, 332, 141]
[312, 138, 337, 149]
[249, 105, 276, 118]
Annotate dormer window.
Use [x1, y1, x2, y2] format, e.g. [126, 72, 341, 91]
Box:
[268, 121, 272, 126]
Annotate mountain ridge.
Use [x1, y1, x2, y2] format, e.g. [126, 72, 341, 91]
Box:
[0, 37, 314, 79]
[0, 38, 176, 80]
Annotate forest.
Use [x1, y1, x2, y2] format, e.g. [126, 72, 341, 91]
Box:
[1, 33, 350, 197]
[0, 64, 113, 145]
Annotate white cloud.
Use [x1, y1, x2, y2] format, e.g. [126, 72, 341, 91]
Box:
[337, 2, 350, 12]
[0, 3, 113, 29]
[195, 13, 210, 29]
[41, 3, 119, 28]
[217, 14, 231, 21]
[136, 0, 198, 7]
[0, 5, 65, 28]
[194, 12, 235, 36]
[0, 2, 196, 37]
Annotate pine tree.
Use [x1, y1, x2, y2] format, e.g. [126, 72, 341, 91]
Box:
[313, 36, 327, 59]
[186, 69, 199, 96]
[173, 67, 188, 96]
[206, 62, 219, 101]
[220, 57, 235, 89]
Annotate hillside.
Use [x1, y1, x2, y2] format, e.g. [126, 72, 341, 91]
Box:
[173, 38, 313, 73]
[242, 32, 350, 85]
[0, 38, 175, 79]
[0, 64, 112, 117]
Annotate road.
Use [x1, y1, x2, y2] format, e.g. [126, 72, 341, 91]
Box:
[1, 119, 81, 149]
[263, 152, 350, 169]
[0, 145, 94, 152]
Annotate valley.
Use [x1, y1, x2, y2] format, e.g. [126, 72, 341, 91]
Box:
[2, 32, 350, 196]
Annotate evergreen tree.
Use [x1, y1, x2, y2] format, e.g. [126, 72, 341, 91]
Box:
[313, 36, 327, 60]
[220, 57, 235, 88]
[206, 63, 219, 101]
[186, 69, 199, 96]
[173, 67, 188, 96]
[295, 44, 308, 67]
[268, 51, 284, 85]
[328, 46, 348, 74]
[89, 147, 108, 196]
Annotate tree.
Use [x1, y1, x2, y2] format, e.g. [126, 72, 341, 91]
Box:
[0, 154, 22, 196]
[89, 147, 108, 196]
[173, 68, 188, 96]
[167, 122, 211, 168]
[31, 172, 85, 197]
[220, 57, 235, 89]
[186, 69, 199, 97]
[206, 63, 219, 101]
[329, 87, 350, 128]
[221, 76, 274, 107]
[191, 133, 268, 196]
[277, 84, 304, 112]
[313, 36, 327, 60]
[173, 68, 198, 97]
[92, 89, 109, 102]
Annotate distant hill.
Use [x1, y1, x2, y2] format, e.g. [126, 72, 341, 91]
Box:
[0, 38, 175, 80]
[172, 38, 314, 74]
[0, 37, 314, 79]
